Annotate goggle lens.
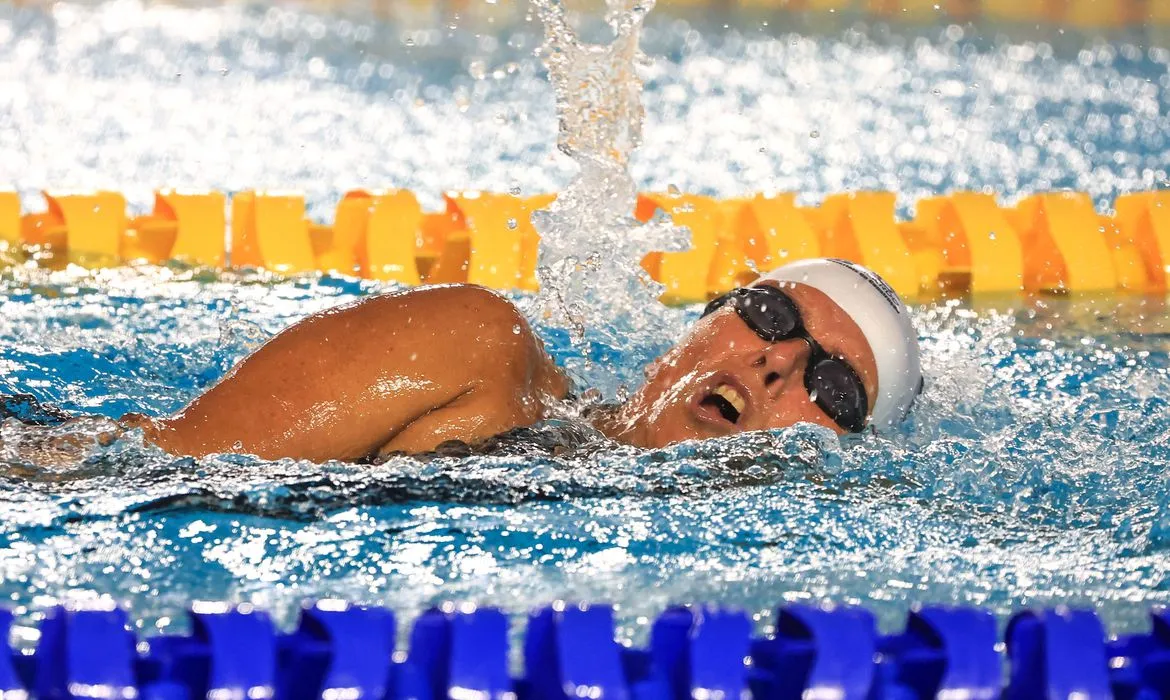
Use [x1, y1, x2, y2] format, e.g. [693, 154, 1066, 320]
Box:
[736, 289, 800, 341]
[806, 358, 868, 433]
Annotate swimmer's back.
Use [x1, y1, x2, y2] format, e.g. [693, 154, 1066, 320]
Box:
[137, 284, 569, 462]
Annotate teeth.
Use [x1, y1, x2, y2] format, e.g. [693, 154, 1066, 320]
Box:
[712, 384, 746, 414]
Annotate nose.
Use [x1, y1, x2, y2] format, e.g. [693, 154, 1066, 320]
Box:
[754, 337, 812, 394]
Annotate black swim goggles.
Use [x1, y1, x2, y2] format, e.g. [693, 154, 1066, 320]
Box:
[701, 284, 870, 433]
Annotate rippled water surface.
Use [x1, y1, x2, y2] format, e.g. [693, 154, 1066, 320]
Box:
[4, 268, 1170, 639]
[2, 0, 1170, 639]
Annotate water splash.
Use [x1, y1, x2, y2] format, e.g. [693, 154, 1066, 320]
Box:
[4, 270, 1170, 636]
[2, 0, 1170, 637]
[529, 0, 688, 356]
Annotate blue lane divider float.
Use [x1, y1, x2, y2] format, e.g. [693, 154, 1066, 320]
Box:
[8, 602, 1170, 699]
[410, 603, 509, 700]
[1006, 608, 1112, 700]
[1111, 608, 1170, 700]
[649, 606, 751, 700]
[879, 607, 1001, 699]
[281, 602, 398, 700]
[751, 605, 878, 699]
[35, 603, 138, 700]
[0, 609, 23, 696]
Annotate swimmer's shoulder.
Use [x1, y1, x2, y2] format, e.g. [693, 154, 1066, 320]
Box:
[371, 284, 566, 395]
[372, 284, 527, 340]
[368, 283, 520, 324]
[436, 284, 570, 400]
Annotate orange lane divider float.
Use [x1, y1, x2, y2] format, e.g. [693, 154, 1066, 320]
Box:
[707, 198, 756, 296]
[446, 191, 551, 292]
[723, 193, 822, 291]
[362, 190, 425, 284]
[636, 192, 723, 305]
[231, 191, 316, 275]
[0, 191, 19, 247]
[5, 188, 1170, 304]
[124, 191, 227, 266]
[914, 192, 1024, 294]
[22, 191, 128, 261]
[330, 190, 424, 283]
[1115, 192, 1170, 292]
[232, 189, 428, 282]
[1100, 213, 1150, 292]
[50, 191, 126, 260]
[816, 192, 919, 299]
[1011, 192, 1118, 293]
[423, 195, 472, 285]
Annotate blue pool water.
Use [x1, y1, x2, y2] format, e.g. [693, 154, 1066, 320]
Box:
[2, 0, 1170, 642]
[3, 271, 1170, 642]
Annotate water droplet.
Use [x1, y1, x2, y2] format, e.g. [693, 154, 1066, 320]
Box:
[468, 60, 487, 80]
[509, 186, 522, 196]
[232, 441, 243, 451]
[506, 218, 518, 230]
[512, 324, 521, 334]
[809, 130, 820, 139]
[527, 0, 682, 347]
[988, 231, 997, 240]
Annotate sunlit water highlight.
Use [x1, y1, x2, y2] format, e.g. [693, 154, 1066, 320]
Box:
[1, 0, 1170, 641]
[529, 0, 687, 355]
[3, 265, 1170, 640]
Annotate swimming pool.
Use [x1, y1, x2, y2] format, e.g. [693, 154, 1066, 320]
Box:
[2, 0, 1170, 647]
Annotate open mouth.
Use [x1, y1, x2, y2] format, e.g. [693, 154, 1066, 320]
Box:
[698, 383, 746, 425]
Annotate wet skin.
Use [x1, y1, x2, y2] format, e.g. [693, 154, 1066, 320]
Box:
[125, 280, 878, 460]
[600, 280, 880, 448]
[127, 285, 570, 461]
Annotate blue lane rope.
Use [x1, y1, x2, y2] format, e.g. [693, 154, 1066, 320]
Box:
[4, 601, 1168, 699]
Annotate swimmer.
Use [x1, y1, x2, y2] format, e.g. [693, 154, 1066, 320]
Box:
[113, 258, 922, 461]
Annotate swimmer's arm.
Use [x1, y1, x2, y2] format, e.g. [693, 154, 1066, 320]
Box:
[134, 285, 541, 462]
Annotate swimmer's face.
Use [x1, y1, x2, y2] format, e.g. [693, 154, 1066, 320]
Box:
[625, 281, 880, 448]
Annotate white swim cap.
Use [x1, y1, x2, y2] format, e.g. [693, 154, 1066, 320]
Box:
[758, 258, 922, 431]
